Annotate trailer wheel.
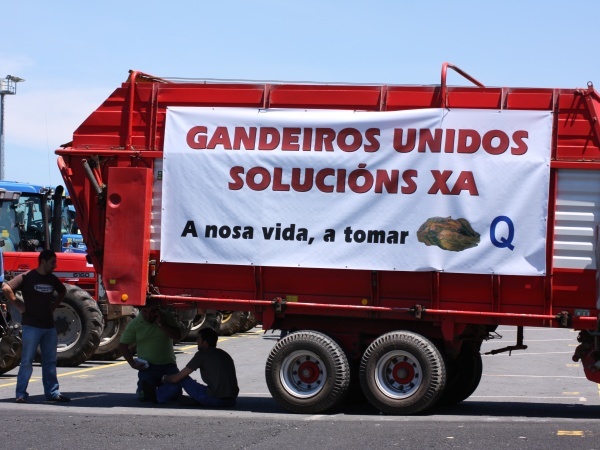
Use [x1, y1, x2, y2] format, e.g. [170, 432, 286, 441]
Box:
[265, 330, 350, 414]
[218, 311, 245, 336]
[359, 331, 446, 415]
[53, 285, 103, 367]
[438, 345, 482, 405]
[92, 316, 132, 361]
[0, 334, 22, 375]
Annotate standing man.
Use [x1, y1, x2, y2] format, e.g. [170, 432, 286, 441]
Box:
[2, 249, 69, 403]
[119, 301, 182, 401]
[152, 327, 239, 407]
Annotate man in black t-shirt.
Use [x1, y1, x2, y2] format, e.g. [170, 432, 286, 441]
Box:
[151, 327, 239, 407]
[3, 249, 69, 403]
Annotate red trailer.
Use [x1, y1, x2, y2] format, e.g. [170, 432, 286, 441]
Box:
[56, 63, 600, 414]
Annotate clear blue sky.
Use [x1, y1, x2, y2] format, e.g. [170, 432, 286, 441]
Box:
[1, 0, 598, 186]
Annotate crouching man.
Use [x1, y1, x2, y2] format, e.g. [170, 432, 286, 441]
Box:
[119, 301, 182, 402]
[153, 327, 239, 407]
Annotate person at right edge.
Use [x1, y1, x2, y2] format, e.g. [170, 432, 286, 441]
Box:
[149, 327, 239, 407]
[118, 301, 183, 402]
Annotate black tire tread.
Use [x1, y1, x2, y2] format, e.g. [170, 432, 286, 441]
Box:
[265, 330, 350, 414]
[238, 312, 258, 333]
[218, 311, 245, 336]
[0, 334, 22, 374]
[438, 344, 483, 405]
[55, 284, 103, 367]
[93, 316, 132, 361]
[359, 331, 446, 415]
[186, 312, 222, 341]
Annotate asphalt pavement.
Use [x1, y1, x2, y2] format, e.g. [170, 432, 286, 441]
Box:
[0, 326, 599, 449]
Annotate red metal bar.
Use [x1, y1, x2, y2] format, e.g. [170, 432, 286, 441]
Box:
[545, 168, 558, 315]
[440, 62, 485, 108]
[124, 70, 169, 150]
[150, 294, 410, 314]
[576, 82, 600, 148]
[551, 161, 600, 170]
[150, 294, 598, 327]
[92, 165, 103, 187]
[126, 70, 140, 150]
[425, 308, 558, 321]
[57, 155, 92, 247]
[56, 149, 163, 158]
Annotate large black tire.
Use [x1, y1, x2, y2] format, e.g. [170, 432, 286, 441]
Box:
[177, 320, 193, 344]
[359, 331, 446, 415]
[185, 312, 222, 341]
[0, 301, 22, 374]
[0, 334, 22, 375]
[92, 316, 132, 361]
[238, 312, 258, 333]
[218, 311, 246, 336]
[438, 345, 483, 405]
[265, 330, 351, 414]
[53, 284, 103, 367]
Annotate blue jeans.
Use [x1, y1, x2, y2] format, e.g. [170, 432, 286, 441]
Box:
[157, 376, 236, 407]
[17, 325, 60, 400]
[136, 363, 180, 400]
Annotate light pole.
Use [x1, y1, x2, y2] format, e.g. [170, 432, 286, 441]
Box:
[0, 75, 25, 180]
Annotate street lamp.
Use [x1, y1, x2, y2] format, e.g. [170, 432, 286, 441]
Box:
[0, 75, 25, 180]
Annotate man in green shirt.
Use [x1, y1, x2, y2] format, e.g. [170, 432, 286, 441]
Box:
[119, 301, 182, 401]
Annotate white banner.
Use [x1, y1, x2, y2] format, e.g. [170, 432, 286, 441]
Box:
[161, 107, 552, 275]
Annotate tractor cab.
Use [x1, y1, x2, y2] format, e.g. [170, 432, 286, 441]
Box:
[0, 181, 73, 253]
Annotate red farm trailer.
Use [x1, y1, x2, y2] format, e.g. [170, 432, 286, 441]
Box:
[56, 63, 600, 415]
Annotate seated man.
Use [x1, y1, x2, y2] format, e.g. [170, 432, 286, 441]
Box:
[151, 327, 239, 407]
[119, 301, 182, 401]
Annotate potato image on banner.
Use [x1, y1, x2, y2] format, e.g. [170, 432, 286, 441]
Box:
[417, 217, 480, 252]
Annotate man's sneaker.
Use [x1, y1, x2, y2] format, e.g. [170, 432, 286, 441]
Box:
[15, 397, 26, 403]
[140, 381, 157, 404]
[50, 394, 71, 403]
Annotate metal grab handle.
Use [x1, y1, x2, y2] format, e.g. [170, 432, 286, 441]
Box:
[126, 70, 170, 150]
[440, 62, 485, 108]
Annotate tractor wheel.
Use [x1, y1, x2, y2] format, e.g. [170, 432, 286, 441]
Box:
[0, 300, 22, 374]
[186, 312, 222, 341]
[238, 312, 258, 332]
[92, 316, 132, 361]
[53, 284, 103, 367]
[265, 330, 350, 414]
[359, 331, 446, 415]
[438, 344, 483, 405]
[0, 334, 22, 375]
[177, 320, 193, 344]
[218, 311, 245, 336]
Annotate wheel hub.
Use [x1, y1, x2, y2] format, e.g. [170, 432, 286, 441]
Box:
[391, 360, 416, 384]
[53, 304, 81, 352]
[375, 350, 422, 399]
[280, 350, 327, 398]
[54, 316, 69, 335]
[296, 359, 320, 384]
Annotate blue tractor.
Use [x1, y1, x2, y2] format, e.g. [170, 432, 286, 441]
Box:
[0, 181, 106, 368]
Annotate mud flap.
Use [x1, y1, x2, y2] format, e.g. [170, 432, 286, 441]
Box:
[103, 167, 152, 306]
